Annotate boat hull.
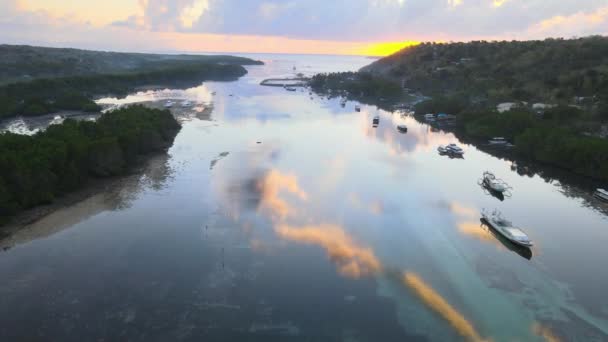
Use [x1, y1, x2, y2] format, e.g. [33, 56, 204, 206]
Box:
[481, 217, 533, 248]
[594, 190, 608, 202]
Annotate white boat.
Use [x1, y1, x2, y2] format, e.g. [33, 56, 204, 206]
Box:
[181, 101, 192, 108]
[397, 125, 408, 133]
[447, 144, 464, 155]
[164, 101, 174, 108]
[595, 188, 608, 202]
[480, 171, 511, 193]
[285, 86, 297, 92]
[424, 114, 436, 121]
[438, 143, 464, 156]
[489, 137, 508, 145]
[482, 209, 533, 247]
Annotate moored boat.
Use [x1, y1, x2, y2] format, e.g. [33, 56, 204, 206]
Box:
[489, 137, 507, 145]
[438, 143, 464, 156]
[480, 171, 511, 193]
[595, 188, 608, 202]
[481, 209, 533, 247]
[164, 101, 174, 108]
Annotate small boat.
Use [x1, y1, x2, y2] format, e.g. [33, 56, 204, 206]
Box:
[164, 101, 174, 108]
[489, 137, 508, 145]
[424, 114, 436, 122]
[285, 86, 297, 92]
[181, 101, 192, 108]
[481, 209, 533, 247]
[397, 125, 408, 133]
[373, 116, 380, 127]
[480, 171, 511, 194]
[355, 105, 361, 112]
[595, 189, 608, 202]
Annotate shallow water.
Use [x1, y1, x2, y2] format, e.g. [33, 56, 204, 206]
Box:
[1, 54, 607, 341]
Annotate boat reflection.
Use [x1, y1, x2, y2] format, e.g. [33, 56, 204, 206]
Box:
[478, 182, 508, 201]
[479, 219, 533, 260]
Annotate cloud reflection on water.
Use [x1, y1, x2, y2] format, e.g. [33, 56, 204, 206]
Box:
[275, 223, 382, 278]
[402, 272, 488, 342]
[257, 170, 308, 220]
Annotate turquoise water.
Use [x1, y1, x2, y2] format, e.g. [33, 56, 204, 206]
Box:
[1, 54, 607, 341]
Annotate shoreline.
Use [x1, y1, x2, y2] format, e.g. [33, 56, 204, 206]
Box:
[310, 83, 607, 192]
[0, 152, 172, 247]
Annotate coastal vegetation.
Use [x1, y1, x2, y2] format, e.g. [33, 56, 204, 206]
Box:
[310, 72, 403, 101]
[310, 36, 608, 181]
[0, 45, 262, 120]
[414, 100, 608, 180]
[0, 44, 263, 85]
[363, 36, 608, 104]
[0, 62, 250, 119]
[0, 105, 181, 224]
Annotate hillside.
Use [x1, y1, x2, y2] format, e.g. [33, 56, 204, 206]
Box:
[310, 36, 608, 181]
[0, 45, 263, 85]
[0, 45, 262, 119]
[362, 36, 608, 105]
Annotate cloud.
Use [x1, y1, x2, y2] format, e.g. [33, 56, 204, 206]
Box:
[527, 6, 608, 38]
[1, 1, 608, 54]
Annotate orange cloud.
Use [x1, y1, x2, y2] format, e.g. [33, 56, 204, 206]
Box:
[275, 223, 382, 278]
[529, 6, 608, 36]
[402, 272, 488, 342]
[257, 169, 308, 220]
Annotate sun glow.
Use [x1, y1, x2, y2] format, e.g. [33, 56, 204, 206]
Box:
[357, 41, 420, 56]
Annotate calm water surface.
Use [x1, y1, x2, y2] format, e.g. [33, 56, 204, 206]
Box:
[1, 54, 607, 341]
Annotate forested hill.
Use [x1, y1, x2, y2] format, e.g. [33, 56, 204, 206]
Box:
[0, 45, 263, 85]
[361, 36, 608, 104]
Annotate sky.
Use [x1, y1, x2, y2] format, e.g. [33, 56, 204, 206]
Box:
[0, 0, 607, 56]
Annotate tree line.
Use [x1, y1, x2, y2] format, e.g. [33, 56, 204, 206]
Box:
[0, 62, 248, 119]
[0, 105, 181, 224]
[414, 97, 608, 180]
